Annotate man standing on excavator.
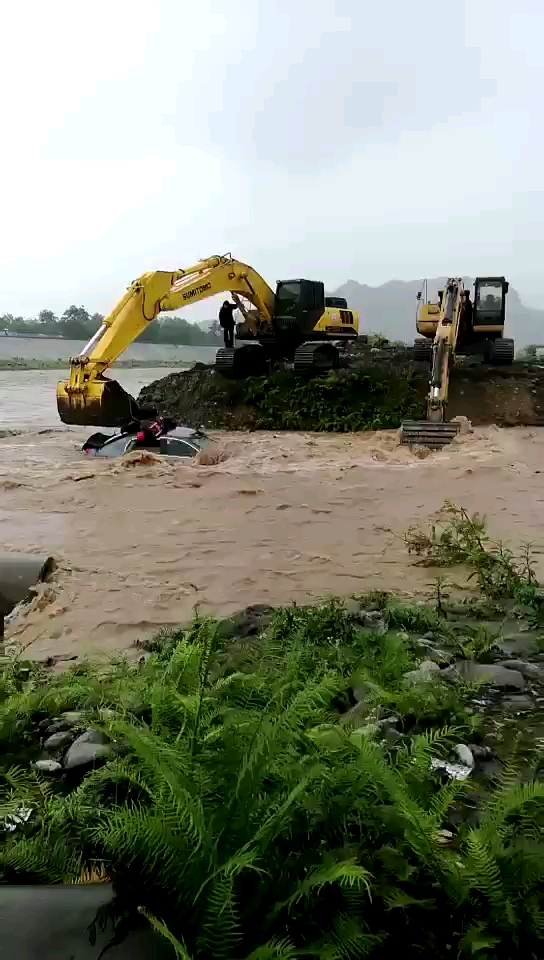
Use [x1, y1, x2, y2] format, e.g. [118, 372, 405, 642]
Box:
[219, 300, 237, 348]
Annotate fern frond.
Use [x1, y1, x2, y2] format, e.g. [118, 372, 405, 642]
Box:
[0, 835, 81, 884]
[286, 858, 372, 911]
[138, 908, 194, 960]
[310, 914, 385, 960]
[196, 871, 242, 960]
[457, 922, 501, 956]
[243, 938, 297, 960]
[478, 780, 544, 846]
[101, 721, 207, 846]
[462, 832, 504, 910]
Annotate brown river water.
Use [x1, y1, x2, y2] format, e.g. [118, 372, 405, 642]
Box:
[2, 370, 544, 661]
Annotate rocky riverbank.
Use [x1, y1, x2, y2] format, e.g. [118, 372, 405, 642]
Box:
[3, 594, 543, 785]
[2, 503, 543, 955]
[137, 353, 544, 432]
[2, 586, 543, 956]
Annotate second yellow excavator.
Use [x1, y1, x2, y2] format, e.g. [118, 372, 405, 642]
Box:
[56, 254, 359, 428]
[400, 276, 513, 448]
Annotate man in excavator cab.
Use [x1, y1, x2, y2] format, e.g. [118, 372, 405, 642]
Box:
[219, 300, 237, 348]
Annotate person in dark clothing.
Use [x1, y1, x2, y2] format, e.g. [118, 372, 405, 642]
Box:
[463, 290, 473, 330]
[219, 300, 237, 348]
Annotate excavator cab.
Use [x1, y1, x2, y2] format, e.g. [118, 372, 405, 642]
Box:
[473, 277, 508, 330]
[273, 279, 326, 335]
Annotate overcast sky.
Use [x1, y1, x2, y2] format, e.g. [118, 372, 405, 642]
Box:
[1, 0, 543, 324]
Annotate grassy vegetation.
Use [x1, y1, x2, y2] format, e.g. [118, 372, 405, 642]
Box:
[1, 508, 543, 958]
[140, 366, 426, 432]
[404, 501, 541, 607]
[243, 369, 424, 431]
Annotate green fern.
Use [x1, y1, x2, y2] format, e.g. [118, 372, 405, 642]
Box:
[1, 597, 543, 957]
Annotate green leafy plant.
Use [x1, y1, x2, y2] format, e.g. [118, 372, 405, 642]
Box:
[404, 502, 539, 604]
[243, 369, 424, 432]
[1, 598, 542, 958]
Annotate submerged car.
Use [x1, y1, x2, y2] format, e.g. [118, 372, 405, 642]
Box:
[82, 418, 209, 459]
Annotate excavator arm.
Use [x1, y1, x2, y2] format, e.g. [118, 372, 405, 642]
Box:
[400, 279, 465, 449]
[56, 255, 276, 426]
[425, 279, 465, 420]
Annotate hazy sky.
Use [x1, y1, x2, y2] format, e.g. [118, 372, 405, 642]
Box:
[2, 0, 543, 324]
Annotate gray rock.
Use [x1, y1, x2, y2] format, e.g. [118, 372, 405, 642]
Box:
[45, 719, 74, 735]
[377, 715, 400, 729]
[341, 701, 370, 726]
[431, 758, 472, 780]
[479, 758, 502, 780]
[501, 695, 534, 713]
[61, 711, 86, 725]
[232, 604, 275, 637]
[361, 609, 383, 621]
[497, 635, 539, 658]
[419, 660, 441, 674]
[498, 659, 543, 681]
[76, 728, 110, 745]
[414, 640, 453, 665]
[404, 661, 441, 684]
[355, 609, 387, 630]
[43, 731, 74, 751]
[63, 728, 113, 770]
[343, 598, 362, 617]
[32, 759, 62, 774]
[468, 743, 493, 760]
[64, 741, 112, 771]
[377, 716, 403, 742]
[352, 682, 370, 703]
[453, 661, 526, 690]
[453, 744, 474, 768]
[217, 604, 274, 640]
[38, 718, 54, 732]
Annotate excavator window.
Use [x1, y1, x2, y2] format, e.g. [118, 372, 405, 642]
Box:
[475, 281, 503, 312]
[275, 281, 303, 319]
[275, 279, 325, 316]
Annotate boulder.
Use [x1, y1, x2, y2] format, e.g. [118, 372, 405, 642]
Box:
[404, 661, 441, 684]
[452, 661, 526, 690]
[32, 759, 62, 774]
[63, 729, 113, 771]
[453, 744, 474, 768]
[498, 659, 543, 681]
[43, 731, 74, 752]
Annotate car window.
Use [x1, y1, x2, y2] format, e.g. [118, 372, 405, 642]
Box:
[94, 436, 137, 457]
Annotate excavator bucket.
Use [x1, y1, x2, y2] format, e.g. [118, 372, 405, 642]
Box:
[399, 419, 461, 450]
[56, 377, 139, 427]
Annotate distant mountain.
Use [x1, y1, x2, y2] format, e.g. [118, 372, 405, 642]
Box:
[332, 278, 544, 349]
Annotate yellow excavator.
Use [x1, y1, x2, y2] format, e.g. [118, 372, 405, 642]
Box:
[400, 276, 513, 448]
[56, 254, 359, 427]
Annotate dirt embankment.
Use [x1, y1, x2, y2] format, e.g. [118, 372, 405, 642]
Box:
[446, 365, 544, 426]
[137, 357, 544, 431]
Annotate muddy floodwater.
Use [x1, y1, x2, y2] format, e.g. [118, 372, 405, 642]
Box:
[0, 368, 187, 429]
[2, 371, 544, 661]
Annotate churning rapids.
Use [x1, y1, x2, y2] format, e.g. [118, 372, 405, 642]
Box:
[2, 370, 544, 661]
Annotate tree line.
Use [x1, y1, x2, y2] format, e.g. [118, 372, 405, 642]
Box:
[0, 305, 222, 346]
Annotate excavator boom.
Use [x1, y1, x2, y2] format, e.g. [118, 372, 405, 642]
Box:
[400, 279, 466, 449]
[56, 255, 276, 426]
